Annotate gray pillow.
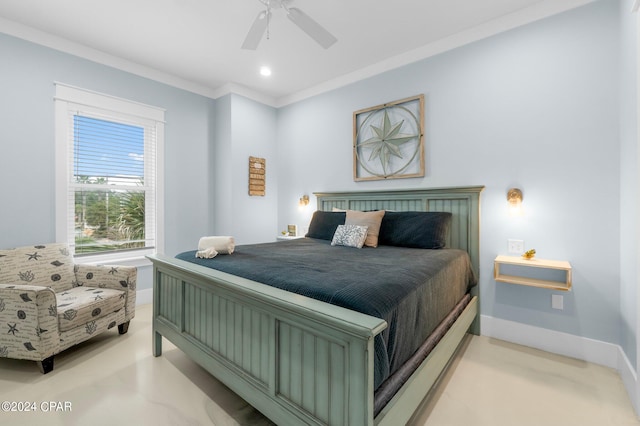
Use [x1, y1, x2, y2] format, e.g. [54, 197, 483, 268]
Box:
[378, 212, 452, 249]
[306, 211, 346, 241]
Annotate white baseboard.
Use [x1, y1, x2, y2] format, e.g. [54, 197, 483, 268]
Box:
[481, 315, 639, 416]
[136, 288, 152, 306]
[619, 344, 639, 415]
[481, 315, 619, 367]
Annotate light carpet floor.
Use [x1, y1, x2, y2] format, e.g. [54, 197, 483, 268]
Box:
[0, 303, 637, 426]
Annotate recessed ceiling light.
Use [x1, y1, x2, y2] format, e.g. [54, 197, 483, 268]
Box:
[260, 66, 272, 77]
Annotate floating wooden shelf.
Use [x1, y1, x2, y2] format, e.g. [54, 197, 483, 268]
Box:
[494, 255, 572, 291]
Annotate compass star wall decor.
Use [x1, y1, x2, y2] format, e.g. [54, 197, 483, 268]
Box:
[353, 95, 424, 181]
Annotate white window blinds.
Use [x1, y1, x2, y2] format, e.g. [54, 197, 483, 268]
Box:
[55, 84, 164, 259]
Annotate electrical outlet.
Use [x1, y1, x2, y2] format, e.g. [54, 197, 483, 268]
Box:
[508, 239, 524, 254]
[552, 294, 564, 310]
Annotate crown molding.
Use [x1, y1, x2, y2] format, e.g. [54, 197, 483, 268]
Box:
[1, 0, 596, 109]
[0, 16, 219, 99]
[274, 0, 596, 107]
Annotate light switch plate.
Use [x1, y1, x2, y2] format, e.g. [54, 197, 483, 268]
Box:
[508, 239, 524, 254]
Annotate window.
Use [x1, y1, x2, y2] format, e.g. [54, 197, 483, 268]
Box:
[55, 84, 164, 262]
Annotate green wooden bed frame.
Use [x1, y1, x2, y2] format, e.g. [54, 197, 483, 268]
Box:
[149, 186, 483, 425]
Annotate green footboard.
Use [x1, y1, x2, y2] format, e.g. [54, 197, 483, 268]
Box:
[151, 254, 387, 425]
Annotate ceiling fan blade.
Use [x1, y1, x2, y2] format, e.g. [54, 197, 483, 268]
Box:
[242, 10, 270, 50]
[286, 7, 337, 49]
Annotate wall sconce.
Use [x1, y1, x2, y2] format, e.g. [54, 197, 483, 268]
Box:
[298, 195, 310, 208]
[507, 188, 523, 216]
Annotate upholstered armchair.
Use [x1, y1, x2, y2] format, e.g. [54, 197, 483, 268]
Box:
[0, 243, 136, 373]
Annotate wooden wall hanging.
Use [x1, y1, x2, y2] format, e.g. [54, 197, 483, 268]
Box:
[353, 94, 424, 181]
[249, 156, 266, 196]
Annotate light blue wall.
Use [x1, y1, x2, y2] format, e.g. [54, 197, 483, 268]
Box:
[214, 94, 278, 244]
[0, 33, 216, 290]
[619, 0, 638, 368]
[277, 0, 624, 345]
[214, 95, 233, 237]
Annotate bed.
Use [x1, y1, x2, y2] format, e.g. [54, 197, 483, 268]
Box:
[149, 186, 483, 425]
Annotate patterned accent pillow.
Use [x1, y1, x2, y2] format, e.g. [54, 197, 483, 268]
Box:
[331, 225, 369, 249]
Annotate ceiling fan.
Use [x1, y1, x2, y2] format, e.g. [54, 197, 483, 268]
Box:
[241, 0, 337, 50]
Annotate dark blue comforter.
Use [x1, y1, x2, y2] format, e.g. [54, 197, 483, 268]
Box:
[176, 237, 476, 389]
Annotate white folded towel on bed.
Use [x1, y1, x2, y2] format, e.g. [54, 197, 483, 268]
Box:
[195, 247, 218, 259]
[198, 236, 235, 254]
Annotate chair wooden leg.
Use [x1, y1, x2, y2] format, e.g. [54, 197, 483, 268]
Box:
[118, 321, 130, 335]
[37, 356, 54, 374]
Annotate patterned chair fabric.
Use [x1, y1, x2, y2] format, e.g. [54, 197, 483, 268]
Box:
[0, 243, 136, 373]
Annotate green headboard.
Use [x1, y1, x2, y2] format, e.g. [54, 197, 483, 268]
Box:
[314, 186, 484, 278]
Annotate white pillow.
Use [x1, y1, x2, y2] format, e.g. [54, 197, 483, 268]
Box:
[331, 225, 369, 249]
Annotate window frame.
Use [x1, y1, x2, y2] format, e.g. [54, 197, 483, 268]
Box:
[55, 83, 164, 265]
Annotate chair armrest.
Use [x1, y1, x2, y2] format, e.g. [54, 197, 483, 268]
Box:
[0, 284, 60, 361]
[74, 265, 137, 321]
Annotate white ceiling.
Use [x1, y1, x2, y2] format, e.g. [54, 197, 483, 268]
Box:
[0, 0, 593, 106]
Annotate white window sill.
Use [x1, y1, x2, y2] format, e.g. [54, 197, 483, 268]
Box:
[74, 250, 154, 268]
